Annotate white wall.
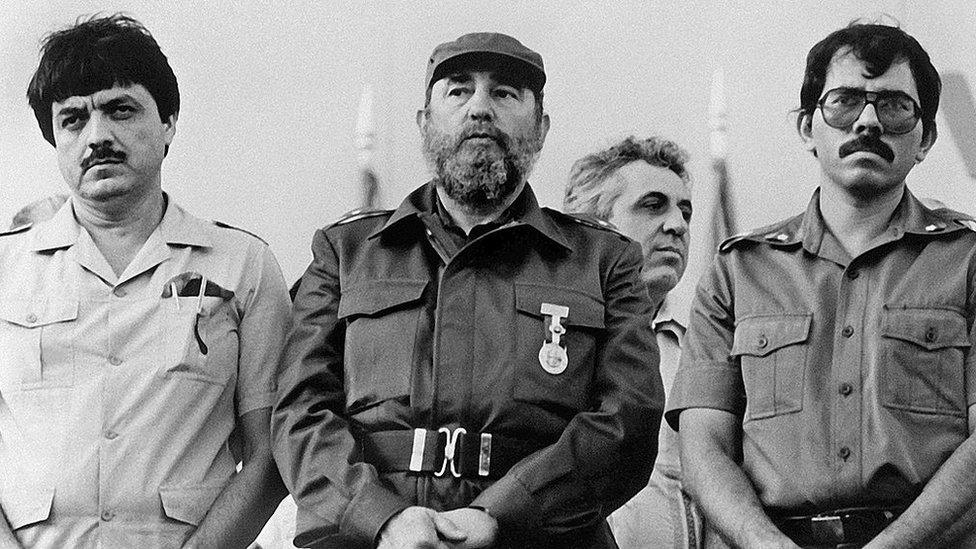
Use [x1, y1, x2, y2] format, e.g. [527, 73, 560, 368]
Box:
[3, 1, 974, 285]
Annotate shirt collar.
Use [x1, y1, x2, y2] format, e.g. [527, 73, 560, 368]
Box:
[369, 181, 572, 251]
[27, 192, 211, 253]
[156, 195, 212, 248]
[798, 186, 962, 257]
[28, 197, 80, 252]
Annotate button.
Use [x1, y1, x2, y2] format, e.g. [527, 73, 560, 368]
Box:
[100, 509, 115, 522]
[757, 335, 768, 349]
[841, 325, 854, 338]
[839, 383, 853, 396]
[105, 430, 118, 440]
[108, 356, 122, 366]
[838, 447, 851, 460]
[925, 327, 937, 343]
[113, 287, 127, 298]
[846, 270, 859, 280]
[25, 313, 37, 324]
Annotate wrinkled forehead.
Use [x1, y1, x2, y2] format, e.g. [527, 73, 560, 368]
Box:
[824, 49, 920, 100]
[53, 83, 153, 108]
[614, 161, 692, 202]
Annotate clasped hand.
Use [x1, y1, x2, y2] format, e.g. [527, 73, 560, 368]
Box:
[377, 506, 498, 549]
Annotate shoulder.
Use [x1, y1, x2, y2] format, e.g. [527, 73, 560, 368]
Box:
[0, 223, 33, 238]
[329, 208, 393, 228]
[923, 206, 976, 233]
[319, 208, 395, 245]
[719, 214, 804, 253]
[211, 219, 270, 246]
[544, 208, 629, 239]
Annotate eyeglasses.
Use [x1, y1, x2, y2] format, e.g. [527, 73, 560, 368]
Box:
[816, 87, 922, 135]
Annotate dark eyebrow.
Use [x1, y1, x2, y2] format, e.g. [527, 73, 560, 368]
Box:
[445, 72, 474, 85]
[98, 96, 139, 110]
[56, 105, 88, 118]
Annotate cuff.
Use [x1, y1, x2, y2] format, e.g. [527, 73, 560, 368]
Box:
[665, 360, 744, 430]
[470, 473, 536, 532]
[340, 482, 411, 544]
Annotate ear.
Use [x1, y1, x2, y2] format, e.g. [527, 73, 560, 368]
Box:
[163, 112, 178, 145]
[537, 112, 551, 149]
[797, 113, 816, 154]
[415, 109, 425, 130]
[915, 123, 937, 163]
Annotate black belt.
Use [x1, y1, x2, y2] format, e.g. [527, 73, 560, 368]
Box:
[773, 507, 904, 546]
[363, 428, 543, 479]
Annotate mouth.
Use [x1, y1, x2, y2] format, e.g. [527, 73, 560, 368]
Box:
[838, 137, 895, 163]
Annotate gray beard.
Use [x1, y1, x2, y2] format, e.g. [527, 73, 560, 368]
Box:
[422, 119, 541, 214]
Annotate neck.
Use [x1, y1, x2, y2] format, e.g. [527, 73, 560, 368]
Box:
[72, 188, 166, 276]
[646, 285, 667, 313]
[819, 180, 904, 258]
[435, 180, 526, 235]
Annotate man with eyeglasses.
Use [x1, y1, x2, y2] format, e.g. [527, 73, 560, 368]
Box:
[668, 23, 976, 548]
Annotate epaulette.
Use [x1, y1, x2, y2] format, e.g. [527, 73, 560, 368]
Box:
[553, 210, 625, 237]
[957, 218, 976, 232]
[0, 223, 33, 237]
[330, 208, 392, 227]
[719, 215, 803, 253]
[212, 220, 268, 245]
[916, 203, 976, 233]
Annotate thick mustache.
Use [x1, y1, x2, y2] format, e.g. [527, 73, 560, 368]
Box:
[838, 135, 894, 163]
[81, 147, 126, 171]
[456, 125, 509, 150]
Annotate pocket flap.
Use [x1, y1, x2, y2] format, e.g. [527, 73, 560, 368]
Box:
[0, 299, 78, 328]
[159, 484, 224, 526]
[337, 280, 428, 319]
[1, 485, 54, 530]
[733, 314, 812, 357]
[515, 283, 605, 328]
[882, 307, 970, 350]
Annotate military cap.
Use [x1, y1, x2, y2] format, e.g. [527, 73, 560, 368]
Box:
[424, 32, 546, 93]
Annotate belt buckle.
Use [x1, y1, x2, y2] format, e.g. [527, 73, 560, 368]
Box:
[810, 514, 845, 543]
[435, 427, 467, 478]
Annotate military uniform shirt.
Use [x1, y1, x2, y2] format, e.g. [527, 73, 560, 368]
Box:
[0, 197, 291, 548]
[667, 187, 976, 513]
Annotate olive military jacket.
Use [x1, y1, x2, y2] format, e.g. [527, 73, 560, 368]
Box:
[272, 183, 663, 548]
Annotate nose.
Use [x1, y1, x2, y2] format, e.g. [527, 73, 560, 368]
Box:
[852, 101, 883, 136]
[662, 207, 689, 236]
[84, 113, 115, 149]
[466, 87, 494, 122]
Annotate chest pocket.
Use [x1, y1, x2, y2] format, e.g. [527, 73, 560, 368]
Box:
[513, 283, 605, 413]
[732, 314, 811, 421]
[880, 307, 970, 416]
[338, 280, 428, 413]
[156, 296, 239, 386]
[0, 298, 78, 391]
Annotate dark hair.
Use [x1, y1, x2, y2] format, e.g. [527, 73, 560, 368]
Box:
[27, 13, 179, 147]
[564, 135, 690, 220]
[798, 22, 940, 139]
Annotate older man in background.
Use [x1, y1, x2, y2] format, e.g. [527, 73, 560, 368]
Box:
[565, 135, 700, 549]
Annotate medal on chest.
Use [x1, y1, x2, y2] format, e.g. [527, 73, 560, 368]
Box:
[538, 302, 569, 375]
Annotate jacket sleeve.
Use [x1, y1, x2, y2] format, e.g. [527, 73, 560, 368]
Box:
[471, 239, 664, 542]
[271, 228, 409, 547]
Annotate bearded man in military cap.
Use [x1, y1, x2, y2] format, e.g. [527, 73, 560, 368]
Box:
[273, 32, 663, 549]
